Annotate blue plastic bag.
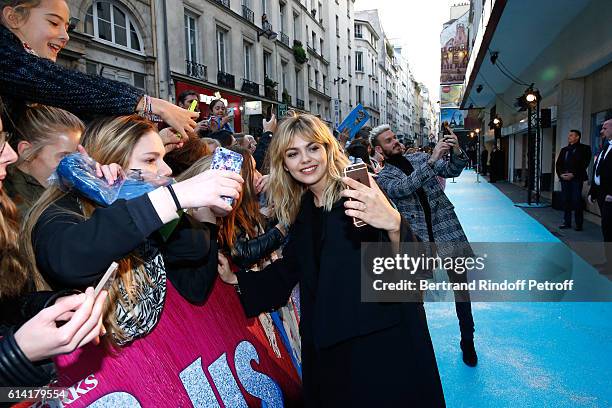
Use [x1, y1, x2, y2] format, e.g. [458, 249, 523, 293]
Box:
[51, 153, 173, 206]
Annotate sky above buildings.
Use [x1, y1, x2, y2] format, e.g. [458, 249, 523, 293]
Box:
[355, 0, 457, 104]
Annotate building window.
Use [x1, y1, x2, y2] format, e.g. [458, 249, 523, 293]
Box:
[184, 12, 198, 62]
[84, 2, 143, 52]
[280, 3, 286, 33]
[88, 62, 145, 90]
[314, 70, 319, 89]
[319, 38, 324, 56]
[335, 15, 339, 37]
[311, 31, 316, 50]
[281, 61, 288, 92]
[355, 51, 363, 72]
[293, 12, 300, 41]
[264, 51, 272, 78]
[355, 23, 362, 38]
[295, 69, 301, 98]
[336, 45, 340, 66]
[217, 27, 228, 72]
[356, 85, 363, 104]
[244, 41, 252, 80]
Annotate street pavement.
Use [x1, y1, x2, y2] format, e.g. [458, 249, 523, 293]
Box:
[425, 170, 612, 408]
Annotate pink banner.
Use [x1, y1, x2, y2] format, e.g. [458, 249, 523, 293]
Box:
[42, 278, 302, 407]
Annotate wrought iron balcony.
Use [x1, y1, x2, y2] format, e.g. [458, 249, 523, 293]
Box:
[279, 32, 290, 47]
[296, 98, 305, 110]
[217, 71, 235, 89]
[241, 78, 260, 96]
[263, 21, 273, 32]
[282, 93, 292, 105]
[215, 0, 230, 8]
[307, 44, 316, 55]
[242, 5, 254, 23]
[186, 60, 207, 81]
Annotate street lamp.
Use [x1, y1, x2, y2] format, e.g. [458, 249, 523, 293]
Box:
[515, 84, 545, 207]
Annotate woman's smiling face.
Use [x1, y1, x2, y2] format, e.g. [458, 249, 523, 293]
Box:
[4, 0, 71, 61]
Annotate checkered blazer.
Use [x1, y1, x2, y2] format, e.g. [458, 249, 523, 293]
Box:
[377, 151, 471, 258]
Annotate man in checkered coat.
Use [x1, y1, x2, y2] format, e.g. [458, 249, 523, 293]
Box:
[372, 124, 478, 367]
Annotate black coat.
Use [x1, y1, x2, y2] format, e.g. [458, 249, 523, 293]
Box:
[589, 145, 612, 200]
[555, 142, 591, 181]
[0, 25, 142, 132]
[235, 192, 445, 407]
[32, 193, 218, 304]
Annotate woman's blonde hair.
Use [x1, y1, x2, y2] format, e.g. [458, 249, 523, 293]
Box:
[12, 104, 84, 165]
[266, 113, 349, 225]
[21, 115, 158, 346]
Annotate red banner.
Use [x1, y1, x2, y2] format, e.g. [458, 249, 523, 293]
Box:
[44, 278, 302, 407]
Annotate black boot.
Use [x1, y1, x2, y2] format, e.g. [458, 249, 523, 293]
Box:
[460, 339, 478, 367]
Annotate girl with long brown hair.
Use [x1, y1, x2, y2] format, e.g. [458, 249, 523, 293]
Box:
[22, 115, 243, 346]
[216, 146, 300, 363]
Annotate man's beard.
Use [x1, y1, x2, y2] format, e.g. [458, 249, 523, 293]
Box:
[384, 146, 402, 159]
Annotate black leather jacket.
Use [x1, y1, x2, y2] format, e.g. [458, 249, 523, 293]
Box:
[0, 290, 74, 387]
[230, 224, 285, 270]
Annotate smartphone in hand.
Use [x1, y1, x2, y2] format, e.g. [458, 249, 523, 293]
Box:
[343, 162, 370, 227]
[211, 147, 244, 206]
[94, 262, 119, 297]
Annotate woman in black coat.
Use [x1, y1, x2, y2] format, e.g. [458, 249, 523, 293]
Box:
[218, 113, 445, 407]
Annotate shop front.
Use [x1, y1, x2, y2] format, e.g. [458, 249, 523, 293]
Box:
[175, 81, 244, 133]
[175, 81, 284, 137]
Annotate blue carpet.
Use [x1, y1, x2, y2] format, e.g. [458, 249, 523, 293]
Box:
[426, 170, 612, 407]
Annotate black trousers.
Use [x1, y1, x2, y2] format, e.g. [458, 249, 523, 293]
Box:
[561, 180, 585, 227]
[302, 303, 445, 408]
[598, 198, 612, 265]
[447, 268, 475, 340]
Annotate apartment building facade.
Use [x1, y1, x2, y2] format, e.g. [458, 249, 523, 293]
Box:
[353, 14, 380, 127]
[60, 0, 158, 95]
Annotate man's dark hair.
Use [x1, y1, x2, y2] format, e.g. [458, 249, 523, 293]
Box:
[210, 129, 234, 147]
[177, 90, 199, 106]
[570, 129, 581, 139]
